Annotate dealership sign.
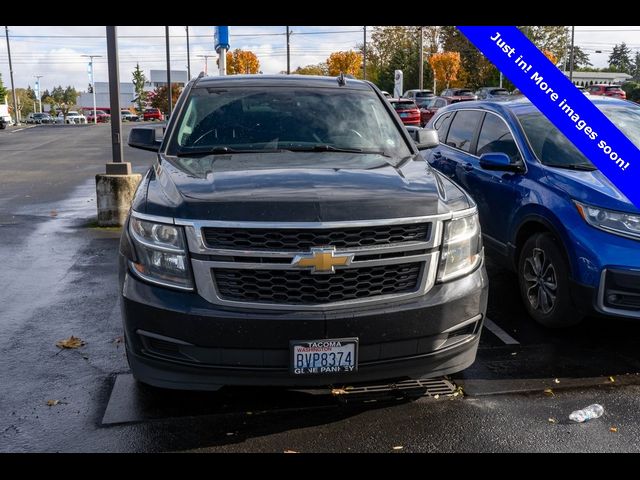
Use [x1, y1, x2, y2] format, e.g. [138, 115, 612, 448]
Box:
[458, 26, 639, 210]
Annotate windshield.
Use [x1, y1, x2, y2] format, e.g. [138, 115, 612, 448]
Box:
[391, 101, 417, 111]
[491, 89, 510, 96]
[168, 87, 412, 159]
[605, 86, 622, 92]
[417, 98, 438, 108]
[516, 103, 640, 169]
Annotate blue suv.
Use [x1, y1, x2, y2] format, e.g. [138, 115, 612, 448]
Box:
[424, 97, 640, 327]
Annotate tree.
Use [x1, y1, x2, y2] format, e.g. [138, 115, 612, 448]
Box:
[132, 63, 148, 113]
[542, 49, 558, 65]
[429, 51, 461, 89]
[327, 50, 362, 77]
[9, 88, 37, 117]
[632, 52, 640, 82]
[0, 73, 8, 103]
[369, 26, 425, 92]
[520, 26, 570, 67]
[609, 42, 633, 73]
[440, 26, 498, 91]
[570, 46, 592, 70]
[293, 63, 328, 76]
[150, 84, 182, 113]
[46, 85, 79, 121]
[225, 49, 260, 75]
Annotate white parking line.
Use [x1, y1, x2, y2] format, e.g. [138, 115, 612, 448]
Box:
[484, 318, 520, 345]
[10, 125, 38, 133]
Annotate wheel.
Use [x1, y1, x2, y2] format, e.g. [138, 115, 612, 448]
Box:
[518, 232, 583, 328]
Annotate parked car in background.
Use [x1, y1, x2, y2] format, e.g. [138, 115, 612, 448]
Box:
[389, 98, 421, 126]
[588, 84, 626, 99]
[26, 112, 53, 124]
[122, 74, 487, 391]
[86, 110, 111, 123]
[143, 108, 164, 121]
[475, 87, 511, 100]
[403, 89, 435, 101]
[56, 111, 88, 124]
[424, 96, 640, 327]
[0, 102, 11, 128]
[121, 110, 139, 122]
[418, 96, 475, 127]
[440, 88, 477, 100]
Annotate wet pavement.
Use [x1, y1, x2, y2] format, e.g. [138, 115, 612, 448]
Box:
[1, 124, 640, 452]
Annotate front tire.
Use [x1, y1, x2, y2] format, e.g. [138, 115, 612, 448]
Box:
[518, 233, 583, 328]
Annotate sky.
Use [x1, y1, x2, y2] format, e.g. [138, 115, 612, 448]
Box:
[1, 26, 639, 93]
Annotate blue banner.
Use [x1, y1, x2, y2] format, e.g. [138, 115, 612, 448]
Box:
[457, 26, 639, 210]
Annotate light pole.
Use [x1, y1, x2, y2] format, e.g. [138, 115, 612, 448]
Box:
[82, 55, 102, 124]
[197, 54, 214, 75]
[569, 26, 575, 83]
[286, 26, 291, 75]
[165, 26, 172, 117]
[5, 26, 20, 125]
[419, 26, 424, 90]
[186, 26, 191, 79]
[363, 26, 367, 81]
[34, 75, 43, 113]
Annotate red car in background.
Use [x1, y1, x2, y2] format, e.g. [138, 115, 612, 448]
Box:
[143, 108, 165, 121]
[389, 99, 421, 126]
[86, 110, 111, 123]
[417, 96, 475, 126]
[587, 84, 626, 99]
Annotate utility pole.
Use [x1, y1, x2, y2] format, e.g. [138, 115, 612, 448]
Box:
[34, 75, 43, 113]
[186, 26, 191, 79]
[286, 26, 291, 74]
[569, 26, 575, 83]
[82, 55, 102, 123]
[165, 26, 172, 117]
[5, 26, 20, 125]
[363, 26, 367, 81]
[419, 26, 424, 90]
[197, 54, 213, 75]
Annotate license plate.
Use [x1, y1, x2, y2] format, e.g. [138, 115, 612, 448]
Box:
[290, 338, 358, 375]
[399, 112, 409, 118]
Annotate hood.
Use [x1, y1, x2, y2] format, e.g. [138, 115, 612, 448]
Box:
[544, 167, 639, 214]
[142, 151, 471, 221]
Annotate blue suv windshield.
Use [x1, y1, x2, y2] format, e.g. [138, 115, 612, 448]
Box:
[168, 87, 411, 160]
[516, 102, 640, 170]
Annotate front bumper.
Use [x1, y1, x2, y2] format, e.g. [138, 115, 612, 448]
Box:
[120, 256, 488, 390]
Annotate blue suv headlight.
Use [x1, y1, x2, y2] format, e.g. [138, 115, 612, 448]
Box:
[575, 201, 640, 241]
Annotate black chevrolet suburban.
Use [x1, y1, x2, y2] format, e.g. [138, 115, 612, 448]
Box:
[122, 74, 488, 391]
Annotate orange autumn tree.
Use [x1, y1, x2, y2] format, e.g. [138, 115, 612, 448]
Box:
[226, 49, 260, 74]
[327, 51, 362, 77]
[542, 49, 558, 65]
[429, 51, 461, 90]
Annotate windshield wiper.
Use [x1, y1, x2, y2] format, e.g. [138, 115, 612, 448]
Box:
[176, 146, 285, 157]
[545, 163, 597, 171]
[288, 145, 391, 157]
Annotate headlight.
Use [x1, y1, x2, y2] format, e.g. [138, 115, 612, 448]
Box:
[437, 212, 483, 282]
[575, 201, 640, 241]
[128, 216, 194, 290]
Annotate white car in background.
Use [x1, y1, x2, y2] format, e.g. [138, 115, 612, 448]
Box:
[56, 111, 87, 124]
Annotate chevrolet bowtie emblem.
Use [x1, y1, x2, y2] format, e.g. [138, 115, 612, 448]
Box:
[292, 247, 354, 274]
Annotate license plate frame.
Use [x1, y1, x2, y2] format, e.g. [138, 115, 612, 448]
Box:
[290, 338, 358, 375]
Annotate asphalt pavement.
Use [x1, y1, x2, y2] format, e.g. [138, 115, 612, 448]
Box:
[1, 124, 640, 452]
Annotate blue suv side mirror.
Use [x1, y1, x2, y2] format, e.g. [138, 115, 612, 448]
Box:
[479, 152, 520, 172]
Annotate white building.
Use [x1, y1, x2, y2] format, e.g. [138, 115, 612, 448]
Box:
[77, 82, 136, 111]
[562, 71, 633, 86]
[146, 70, 189, 90]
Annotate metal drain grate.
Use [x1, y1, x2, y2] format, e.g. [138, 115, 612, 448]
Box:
[330, 377, 458, 404]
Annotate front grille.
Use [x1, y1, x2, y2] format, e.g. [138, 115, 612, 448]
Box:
[202, 224, 430, 251]
[213, 263, 422, 305]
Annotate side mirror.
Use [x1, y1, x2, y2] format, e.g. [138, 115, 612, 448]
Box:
[128, 126, 162, 152]
[479, 152, 520, 171]
[406, 126, 439, 150]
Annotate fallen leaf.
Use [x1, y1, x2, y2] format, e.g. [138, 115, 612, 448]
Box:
[543, 388, 554, 397]
[46, 400, 59, 407]
[609, 376, 616, 383]
[511, 352, 517, 356]
[331, 388, 348, 396]
[284, 450, 298, 454]
[433, 394, 440, 400]
[50, 210, 58, 217]
[113, 336, 124, 344]
[548, 418, 557, 424]
[451, 386, 465, 398]
[392, 446, 403, 450]
[610, 427, 618, 433]
[553, 378, 560, 384]
[56, 336, 86, 349]
[246, 411, 253, 415]
[226, 432, 235, 436]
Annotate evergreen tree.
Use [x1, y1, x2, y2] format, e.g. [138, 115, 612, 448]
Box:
[608, 43, 633, 73]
